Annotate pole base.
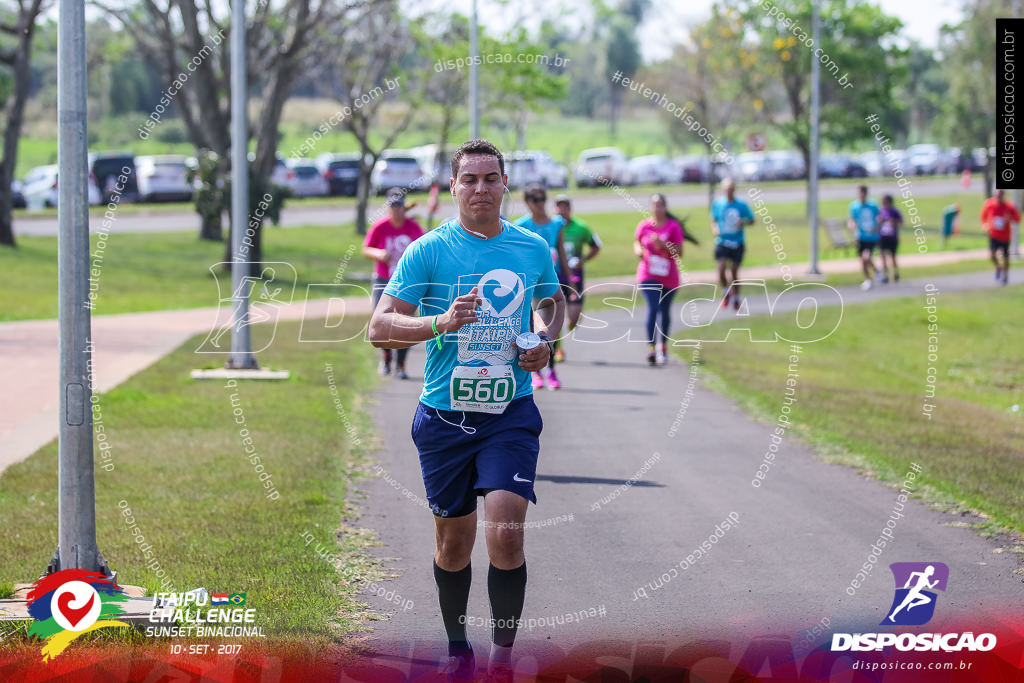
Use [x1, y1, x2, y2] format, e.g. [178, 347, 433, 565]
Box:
[44, 546, 114, 581]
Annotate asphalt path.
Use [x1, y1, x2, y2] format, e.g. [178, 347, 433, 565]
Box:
[354, 273, 1023, 677]
[12, 176, 980, 236]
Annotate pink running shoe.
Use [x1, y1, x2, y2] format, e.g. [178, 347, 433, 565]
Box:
[532, 371, 546, 389]
[547, 368, 562, 390]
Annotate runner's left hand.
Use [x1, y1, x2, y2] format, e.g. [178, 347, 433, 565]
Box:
[518, 342, 550, 372]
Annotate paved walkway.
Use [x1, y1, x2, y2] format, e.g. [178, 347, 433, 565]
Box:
[355, 274, 1022, 677]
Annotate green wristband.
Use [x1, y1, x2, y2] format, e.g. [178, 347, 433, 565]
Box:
[432, 315, 443, 349]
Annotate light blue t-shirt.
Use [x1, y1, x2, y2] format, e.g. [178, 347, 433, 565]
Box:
[849, 200, 881, 242]
[711, 198, 754, 247]
[383, 219, 559, 411]
[514, 214, 565, 275]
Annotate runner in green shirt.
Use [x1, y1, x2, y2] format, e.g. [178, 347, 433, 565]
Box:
[554, 194, 602, 362]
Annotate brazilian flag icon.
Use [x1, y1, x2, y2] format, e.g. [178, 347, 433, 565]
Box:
[229, 593, 246, 605]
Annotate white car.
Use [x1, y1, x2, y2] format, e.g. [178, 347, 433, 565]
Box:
[22, 164, 101, 210]
[628, 155, 676, 185]
[907, 144, 949, 175]
[736, 152, 767, 182]
[284, 158, 329, 197]
[506, 151, 569, 190]
[575, 147, 631, 187]
[135, 154, 193, 202]
[371, 151, 427, 195]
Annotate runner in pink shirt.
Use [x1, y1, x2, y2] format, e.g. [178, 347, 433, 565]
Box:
[634, 194, 684, 365]
[364, 189, 425, 379]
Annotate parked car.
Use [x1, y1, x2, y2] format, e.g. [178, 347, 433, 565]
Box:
[409, 144, 455, 186]
[763, 150, 805, 180]
[907, 144, 950, 175]
[736, 152, 767, 182]
[284, 158, 329, 197]
[22, 164, 101, 210]
[88, 152, 138, 204]
[315, 153, 361, 196]
[860, 150, 916, 178]
[819, 154, 868, 178]
[626, 155, 675, 185]
[11, 180, 25, 208]
[371, 151, 427, 195]
[135, 154, 193, 202]
[673, 155, 706, 183]
[506, 150, 569, 189]
[575, 147, 631, 187]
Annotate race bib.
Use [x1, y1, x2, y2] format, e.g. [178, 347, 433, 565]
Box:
[994, 217, 1006, 229]
[648, 254, 671, 277]
[450, 365, 516, 414]
[880, 220, 894, 236]
[720, 238, 740, 249]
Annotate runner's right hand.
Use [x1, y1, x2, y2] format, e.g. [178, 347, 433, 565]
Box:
[438, 287, 482, 333]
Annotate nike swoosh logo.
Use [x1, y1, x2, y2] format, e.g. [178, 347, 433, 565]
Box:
[513, 473, 532, 483]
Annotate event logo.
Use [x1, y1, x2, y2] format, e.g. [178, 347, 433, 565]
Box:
[26, 569, 130, 660]
[883, 562, 948, 626]
[479, 269, 525, 318]
[832, 561, 996, 653]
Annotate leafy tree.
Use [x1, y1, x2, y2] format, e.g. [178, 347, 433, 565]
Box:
[727, 0, 905, 202]
[98, 0, 370, 261]
[939, 0, 1012, 196]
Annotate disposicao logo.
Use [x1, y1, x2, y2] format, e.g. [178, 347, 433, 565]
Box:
[882, 562, 948, 626]
[26, 569, 130, 660]
[831, 562, 996, 653]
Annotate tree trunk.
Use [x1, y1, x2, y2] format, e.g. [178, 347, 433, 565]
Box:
[355, 156, 373, 235]
[0, 0, 44, 248]
[200, 214, 223, 241]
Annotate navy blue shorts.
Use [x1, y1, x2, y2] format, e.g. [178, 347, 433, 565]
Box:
[411, 395, 543, 518]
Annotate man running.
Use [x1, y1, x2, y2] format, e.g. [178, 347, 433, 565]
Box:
[364, 189, 425, 378]
[848, 185, 881, 290]
[553, 194, 601, 361]
[514, 184, 571, 389]
[711, 178, 754, 310]
[878, 194, 903, 284]
[981, 189, 1020, 285]
[369, 139, 565, 681]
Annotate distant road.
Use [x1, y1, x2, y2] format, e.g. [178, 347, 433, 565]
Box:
[13, 177, 979, 237]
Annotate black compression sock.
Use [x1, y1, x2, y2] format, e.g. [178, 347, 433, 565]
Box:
[433, 560, 472, 651]
[487, 562, 527, 648]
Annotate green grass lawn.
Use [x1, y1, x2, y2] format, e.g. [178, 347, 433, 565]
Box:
[576, 191, 988, 280]
[0, 318, 384, 644]
[0, 191, 992, 321]
[689, 287, 1024, 534]
[0, 226, 374, 321]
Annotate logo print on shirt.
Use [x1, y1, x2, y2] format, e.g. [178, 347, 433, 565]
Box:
[480, 269, 525, 318]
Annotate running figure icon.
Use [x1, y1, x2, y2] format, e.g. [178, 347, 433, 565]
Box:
[886, 565, 939, 623]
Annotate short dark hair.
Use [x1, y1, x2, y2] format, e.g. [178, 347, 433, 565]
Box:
[450, 139, 504, 180]
[882, 194, 893, 203]
[523, 183, 546, 202]
[858, 185, 868, 194]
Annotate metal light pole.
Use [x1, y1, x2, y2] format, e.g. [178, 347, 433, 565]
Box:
[469, 0, 480, 139]
[228, 0, 256, 369]
[808, 0, 822, 274]
[52, 0, 107, 574]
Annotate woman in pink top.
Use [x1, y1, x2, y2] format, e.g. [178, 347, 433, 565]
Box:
[363, 189, 424, 379]
[634, 194, 684, 365]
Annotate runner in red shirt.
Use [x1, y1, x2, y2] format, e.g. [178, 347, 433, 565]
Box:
[980, 189, 1020, 285]
[364, 189, 425, 378]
